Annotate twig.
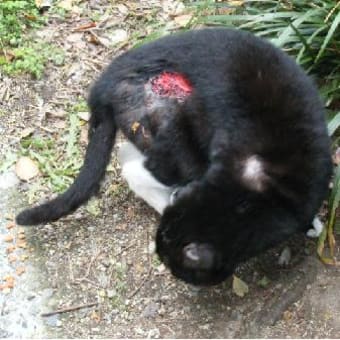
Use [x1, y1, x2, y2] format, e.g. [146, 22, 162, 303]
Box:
[73, 22, 97, 32]
[73, 277, 102, 288]
[67, 254, 74, 282]
[128, 267, 153, 299]
[128, 268, 152, 299]
[41, 302, 98, 317]
[115, 243, 135, 257]
[85, 250, 103, 277]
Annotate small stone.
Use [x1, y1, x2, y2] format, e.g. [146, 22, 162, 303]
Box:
[230, 310, 242, 321]
[141, 302, 159, 318]
[44, 314, 59, 327]
[107, 289, 117, 298]
[156, 264, 166, 273]
[278, 246, 291, 266]
[109, 29, 128, 45]
[148, 241, 156, 254]
[77, 111, 90, 121]
[3, 234, 14, 242]
[0, 171, 19, 189]
[27, 294, 36, 300]
[98, 290, 106, 297]
[16, 267, 26, 276]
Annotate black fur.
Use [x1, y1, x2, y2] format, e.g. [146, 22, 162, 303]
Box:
[16, 28, 332, 286]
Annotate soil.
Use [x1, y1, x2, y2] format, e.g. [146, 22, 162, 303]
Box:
[1, 1, 340, 338]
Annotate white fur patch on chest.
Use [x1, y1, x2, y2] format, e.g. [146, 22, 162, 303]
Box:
[241, 155, 266, 191]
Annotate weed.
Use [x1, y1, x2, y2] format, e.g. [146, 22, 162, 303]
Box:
[0, 42, 64, 78]
[0, 151, 17, 173]
[0, 0, 44, 46]
[19, 98, 88, 196]
[189, 0, 340, 106]
[108, 261, 127, 309]
[0, 1, 64, 78]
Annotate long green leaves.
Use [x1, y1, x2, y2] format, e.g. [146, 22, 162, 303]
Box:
[315, 10, 340, 62]
[328, 112, 340, 136]
[197, 0, 340, 79]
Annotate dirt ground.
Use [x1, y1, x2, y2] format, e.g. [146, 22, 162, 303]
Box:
[1, 1, 340, 338]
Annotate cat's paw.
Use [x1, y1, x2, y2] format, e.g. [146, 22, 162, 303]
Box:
[306, 217, 323, 238]
[169, 188, 180, 205]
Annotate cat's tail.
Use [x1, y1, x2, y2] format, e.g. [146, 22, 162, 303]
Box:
[16, 107, 116, 226]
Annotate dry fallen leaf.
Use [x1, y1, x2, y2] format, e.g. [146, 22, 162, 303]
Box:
[90, 310, 101, 322]
[131, 121, 140, 133]
[35, 0, 52, 9]
[54, 120, 67, 129]
[229, 0, 244, 5]
[8, 254, 17, 263]
[232, 275, 249, 297]
[20, 127, 35, 139]
[110, 29, 128, 45]
[174, 14, 193, 27]
[57, 0, 73, 11]
[6, 245, 16, 254]
[3, 234, 14, 243]
[17, 233, 26, 240]
[16, 267, 26, 276]
[17, 240, 27, 249]
[20, 254, 29, 261]
[73, 22, 97, 32]
[6, 221, 15, 230]
[80, 126, 89, 145]
[4, 275, 15, 288]
[46, 110, 67, 118]
[116, 4, 129, 15]
[0, 50, 15, 62]
[77, 111, 90, 121]
[283, 310, 293, 321]
[15, 157, 40, 181]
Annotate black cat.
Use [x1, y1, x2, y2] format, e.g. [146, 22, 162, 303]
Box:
[16, 28, 332, 286]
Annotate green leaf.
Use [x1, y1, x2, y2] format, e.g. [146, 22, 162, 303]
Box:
[315, 11, 340, 63]
[273, 9, 319, 47]
[232, 275, 249, 297]
[328, 112, 340, 136]
[257, 275, 271, 288]
[66, 113, 80, 158]
[0, 152, 17, 173]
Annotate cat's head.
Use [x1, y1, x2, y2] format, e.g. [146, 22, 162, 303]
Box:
[156, 186, 298, 286]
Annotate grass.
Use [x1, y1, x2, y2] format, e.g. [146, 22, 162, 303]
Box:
[0, 0, 44, 46]
[187, 0, 340, 262]
[0, 0, 64, 77]
[18, 99, 86, 200]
